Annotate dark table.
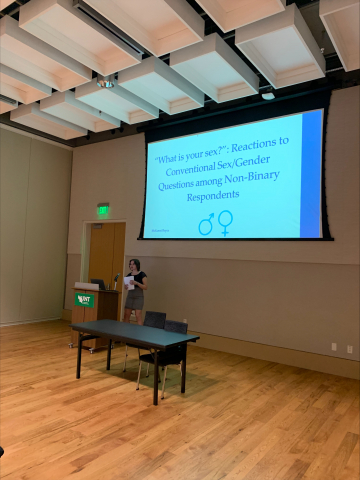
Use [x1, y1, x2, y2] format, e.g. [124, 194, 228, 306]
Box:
[69, 320, 200, 405]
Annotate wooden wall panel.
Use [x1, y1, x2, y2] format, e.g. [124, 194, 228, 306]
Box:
[112, 222, 126, 292]
[112, 222, 126, 319]
[20, 139, 72, 322]
[0, 130, 30, 325]
[1, 127, 72, 326]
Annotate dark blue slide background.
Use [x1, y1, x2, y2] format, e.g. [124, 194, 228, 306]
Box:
[300, 110, 323, 237]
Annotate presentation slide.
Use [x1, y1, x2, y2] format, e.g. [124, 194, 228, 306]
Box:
[143, 110, 323, 239]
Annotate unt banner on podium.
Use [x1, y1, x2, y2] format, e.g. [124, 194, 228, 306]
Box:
[74, 292, 95, 308]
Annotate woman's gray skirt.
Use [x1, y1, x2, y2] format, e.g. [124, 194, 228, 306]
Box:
[124, 289, 144, 310]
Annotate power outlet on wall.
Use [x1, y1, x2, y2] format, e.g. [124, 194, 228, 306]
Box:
[331, 343, 337, 351]
[347, 345, 353, 354]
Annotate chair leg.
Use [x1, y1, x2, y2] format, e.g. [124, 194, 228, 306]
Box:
[136, 361, 142, 390]
[161, 366, 167, 399]
[179, 362, 182, 377]
[146, 363, 150, 377]
[123, 345, 128, 372]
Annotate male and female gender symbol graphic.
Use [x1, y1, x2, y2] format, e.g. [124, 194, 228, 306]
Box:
[198, 210, 233, 237]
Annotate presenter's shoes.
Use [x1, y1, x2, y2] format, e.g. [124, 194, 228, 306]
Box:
[0, 446, 4, 458]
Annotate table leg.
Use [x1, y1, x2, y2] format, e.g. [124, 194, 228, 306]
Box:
[107, 339, 112, 370]
[76, 333, 83, 379]
[153, 349, 158, 406]
[181, 344, 187, 393]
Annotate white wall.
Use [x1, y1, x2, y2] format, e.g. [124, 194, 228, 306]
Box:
[66, 87, 359, 361]
[0, 127, 72, 326]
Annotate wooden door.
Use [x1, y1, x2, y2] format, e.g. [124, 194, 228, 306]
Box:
[88, 222, 126, 321]
[88, 223, 115, 288]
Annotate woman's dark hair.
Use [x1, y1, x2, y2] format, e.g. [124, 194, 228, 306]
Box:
[129, 258, 140, 270]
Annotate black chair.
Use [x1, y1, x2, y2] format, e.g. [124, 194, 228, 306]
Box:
[136, 319, 188, 399]
[123, 311, 166, 372]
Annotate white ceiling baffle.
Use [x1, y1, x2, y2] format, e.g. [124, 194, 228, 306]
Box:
[195, 0, 286, 32]
[0, 64, 52, 105]
[170, 33, 259, 103]
[0, 15, 91, 91]
[0, 0, 15, 9]
[118, 56, 204, 115]
[10, 102, 87, 139]
[81, 0, 204, 56]
[0, 98, 18, 114]
[235, 4, 326, 89]
[75, 79, 159, 124]
[320, 0, 360, 72]
[40, 91, 121, 132]
[19, 0, 142, 76]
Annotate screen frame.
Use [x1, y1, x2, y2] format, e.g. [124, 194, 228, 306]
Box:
[138, 89, 333, 241]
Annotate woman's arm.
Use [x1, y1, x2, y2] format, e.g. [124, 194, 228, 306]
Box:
[134, 276, 147, 290]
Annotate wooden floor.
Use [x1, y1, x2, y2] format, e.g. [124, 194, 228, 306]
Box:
[0, 321, 359, 480]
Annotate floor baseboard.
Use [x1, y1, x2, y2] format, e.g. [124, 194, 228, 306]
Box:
[0, 317, 61, 327]
[188, 331, 359, 380]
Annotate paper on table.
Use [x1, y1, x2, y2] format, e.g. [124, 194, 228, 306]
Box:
[124, 276, 134, 290]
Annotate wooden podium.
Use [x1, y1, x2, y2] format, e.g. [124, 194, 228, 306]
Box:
[70, 287, 120, 352]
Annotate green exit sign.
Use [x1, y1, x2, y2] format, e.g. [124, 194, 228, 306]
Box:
[98, 205, 108, 214]
[97, 203, 109, 215]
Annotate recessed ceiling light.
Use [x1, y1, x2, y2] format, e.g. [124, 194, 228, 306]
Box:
[262, 92, 275, 100]
[97, 74, 115, 89]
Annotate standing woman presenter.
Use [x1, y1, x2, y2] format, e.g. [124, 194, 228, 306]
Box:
[124, 259, 147, 325]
